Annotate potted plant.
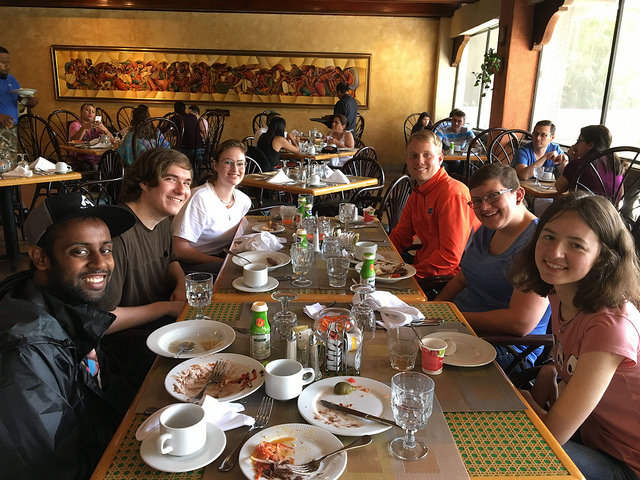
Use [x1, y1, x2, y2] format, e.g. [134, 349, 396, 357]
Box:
[472, 48, 502, 97]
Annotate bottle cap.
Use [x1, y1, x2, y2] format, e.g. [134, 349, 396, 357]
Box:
[251, 301, 268, 312]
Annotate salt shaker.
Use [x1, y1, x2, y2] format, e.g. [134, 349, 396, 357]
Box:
[308, 333, 322, 381]
[286, 329, 297, 360]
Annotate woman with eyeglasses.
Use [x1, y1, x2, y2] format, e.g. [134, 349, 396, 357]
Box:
[436, 163, 551, 371]
[173, 139, 252, 274]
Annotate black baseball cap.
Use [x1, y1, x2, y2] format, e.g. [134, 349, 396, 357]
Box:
[24, 193, 136, 246]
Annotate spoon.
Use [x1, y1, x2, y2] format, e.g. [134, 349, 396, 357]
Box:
[410, 326, 428, 348]
[174, 341, 195, 358]
[223, 248, 251, 265]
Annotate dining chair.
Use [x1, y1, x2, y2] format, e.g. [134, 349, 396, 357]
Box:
[95, 107, 117, 134]
[47, 109, 80, 144]
[240, 155, 267, 207]
[488, 129, 532, 166]
[242, 135, 255, 147]
[251, 109, 279, 134]
[131, 117, 181, 162]
[201, 109, 226, 175]
[163, 112, 185, 139]
[464, 127, 508, 184]
[403, 113, 422, 145]
[353, 113, 365, 144]
[116, 106, 135, 131]
[430, 117, 451, 135]
[378, 175, 412, 231]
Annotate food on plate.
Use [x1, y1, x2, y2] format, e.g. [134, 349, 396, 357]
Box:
[373, 260, 409, 278]
[172, 360, 262, 398]
[315, 311, 351, 335]
[251, 439, 302, 480]
[265, 256, 278, 266]
[167, 334, 223, 355]
[333, 381, 356, 395]
[259, 221, 282, 232]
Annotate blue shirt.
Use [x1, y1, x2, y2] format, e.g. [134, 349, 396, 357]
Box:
[437, 125, 475, 150]
[0, 74, 20, 122]
[513, 142, 563, 170]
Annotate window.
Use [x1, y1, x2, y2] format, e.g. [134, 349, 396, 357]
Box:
[453, 25, 498, 130]
[532, 0, 639, 148]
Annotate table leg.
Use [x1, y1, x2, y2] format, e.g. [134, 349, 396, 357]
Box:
[0, 186, 20, 268]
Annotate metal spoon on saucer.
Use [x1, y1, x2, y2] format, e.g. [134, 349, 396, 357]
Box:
[174, 341, 195, 358]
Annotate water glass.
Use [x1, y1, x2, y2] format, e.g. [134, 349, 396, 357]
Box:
[339, 203, 356, 230]
[290, 244, 313, 287]
[322, 236, 342, 259]
[387, 327, 419, 371]
[326, 256, 350, 287]
[350, 302, 376, 340]
[389, 372, 434, 461]
[185, 272, 213, 320]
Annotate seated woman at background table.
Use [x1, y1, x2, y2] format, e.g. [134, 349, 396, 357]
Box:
[172, 139, 252, 275]
[117, 105, 170, 165]
[326, 113, 354, 149]
[256, 116, 299, 171]
[554, 125, 620, 198]
[410, 111, 432, 135]
[511, 192, 640, 480]
[436, 164, 550, 371]
[68, 103, 114, 170]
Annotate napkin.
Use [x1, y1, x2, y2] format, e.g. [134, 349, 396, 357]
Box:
[89, 142, 109, 149]
[330, 156, 352, 168]
[326, 170, 350, 184]
[135, 396, 254, 441]
[267, 169, 293, 184]
[353, 290, 424, 328]
[304, 302, 326, 320]
[231, 232, 286, 252]
[322, 165, 334, 178]
[30, 157, 55, 172]
[4, 165, 33, 177]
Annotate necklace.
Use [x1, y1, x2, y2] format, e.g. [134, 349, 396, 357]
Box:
[558, 302, 579, 334]
[213, 185, 234, 209]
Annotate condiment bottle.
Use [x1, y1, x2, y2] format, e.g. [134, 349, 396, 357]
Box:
[343, 320, 363, 376]
[286, 329, 297, 360]
[250, 301, 270, 360]
[309, 333, 322, 381]
[360, 252, 376, 286]
[450, 142, 455, 154]
[296, 228, 308, 249]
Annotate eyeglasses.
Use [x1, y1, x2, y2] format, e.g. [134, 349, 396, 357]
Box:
[468, 189, 514, 208]
[532, 132, 551, 138]
[221, 160, 246, 168]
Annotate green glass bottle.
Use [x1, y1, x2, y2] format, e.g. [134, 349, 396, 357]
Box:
[250, 301, 270, 360]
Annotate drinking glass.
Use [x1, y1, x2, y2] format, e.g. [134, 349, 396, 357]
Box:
[326, 256, 350, 287]
[339, 203, 356, 231]
[322, 236, 341, 259]
[389, 372, 434, 461]
[271, 290, 299, 345]
[185, 272, 213, 320]
[350, 283, 376, 339]
[387, 327, 419, 371]
[533, 167, 544, 186]
[290, 244, 313, 287]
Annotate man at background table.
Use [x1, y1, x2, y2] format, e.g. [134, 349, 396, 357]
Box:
[0, 193, 135, 480]
[390, 130, 480, 297]
[334, 81, 358, 131]
[436, 108, 475, 175]
[512, 120, 568, 181]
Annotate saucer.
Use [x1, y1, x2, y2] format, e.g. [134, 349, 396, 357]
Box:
[140, 423, 226, 473]
[232, 276, 279, 293]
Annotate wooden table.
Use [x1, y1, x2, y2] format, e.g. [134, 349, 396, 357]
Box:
[241, 173, 377, 196]
[91, 301, 583, 480]
[60, 143, 116, 157]
[281, 148, 358, 163]
[521, 179, 562, 199]
[0, 171, 82, 266]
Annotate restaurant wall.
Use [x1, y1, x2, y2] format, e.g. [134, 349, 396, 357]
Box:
[0, 7, 439, 170]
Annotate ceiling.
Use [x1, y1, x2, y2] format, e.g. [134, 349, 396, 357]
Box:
[1, 0, 477, 17]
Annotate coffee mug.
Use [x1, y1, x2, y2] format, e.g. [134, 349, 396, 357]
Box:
[265, 359, 315, 400]
[55, 161, 72, 173]
[156, 403, 206, 456]
[354, 241, 378, 261]
[421, 337, 448, 375]
[243, 263, 268, 288]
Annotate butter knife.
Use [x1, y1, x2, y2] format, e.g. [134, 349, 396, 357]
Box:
[320, 400, 399, 429]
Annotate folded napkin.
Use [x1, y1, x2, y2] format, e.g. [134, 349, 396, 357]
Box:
[231, 232, 286, 252]
[353, 290, 424, 329]
[326, 170, 350, 184]
[322, 165, 334, 178]
[304, 302, 326, 320]
[4, 165, 33, 177]
[330, 156, 352, 168]
[267, 169, 293, 184]
[30, 157, 55, 172]
[135, 395, 254, 442]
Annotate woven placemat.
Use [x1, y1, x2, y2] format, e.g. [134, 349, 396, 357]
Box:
[184, 303, 243, 322]
[414, 302, 462, 323]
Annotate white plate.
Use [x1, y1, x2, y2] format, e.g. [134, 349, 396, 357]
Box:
[231, 251, 290, 271]
[13, 88, 37, 96]
[297, 376, 393, 436]
[354, 260, 416, 283]
[251, 223, 286, 234]
[239, 423, 346, 480]
[232, 276, 279, 293]
[423, 332, 496, 367]
[140, 423, 226, 473]
[307, 182, 328, 187]
[165, 353, 265, 403]
[350, 252, 385, 264]
[146, 320, 236, 358]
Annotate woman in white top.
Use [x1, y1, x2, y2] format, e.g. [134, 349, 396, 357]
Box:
[326, 114, 354, 148]
[173, 139, 252, 274]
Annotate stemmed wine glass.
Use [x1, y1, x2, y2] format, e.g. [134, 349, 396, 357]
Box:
[389, 372, 435, 461]
[290, 244, 313, 287]
[350, 283, 376, 339]
[185, 272, 213, 320]
[271, 290, 298, 343]
[339, 203, 356, 232]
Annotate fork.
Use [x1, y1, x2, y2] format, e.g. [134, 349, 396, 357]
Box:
[188, 360, 228, 404]
[288, 435, 372, 475]
[218, 396, 274, 471]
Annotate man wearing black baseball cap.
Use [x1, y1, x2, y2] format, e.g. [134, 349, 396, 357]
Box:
[0, 193, 135, 480]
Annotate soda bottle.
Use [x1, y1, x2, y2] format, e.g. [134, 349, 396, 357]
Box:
[250, 301, 270, 360]
[296, 196, 307, 224]
[450, 142, 455, 154]
[296, 228, 308, 249]
[360, 252, 376, 286]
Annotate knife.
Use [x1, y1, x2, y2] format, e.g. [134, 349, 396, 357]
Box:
[320, 400, 399, 428]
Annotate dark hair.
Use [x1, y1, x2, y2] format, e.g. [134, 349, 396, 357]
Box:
[580, 124, 612, 154]
[450, 108, 466, 119]
[120, 148, 192, 202]
[411, 112, 432, 134]
[534, 120, 556, 136]
[208, 139, 247, 184]
[510, 191, 640, 312]
[332, 114, 347, 127]
[131, 105, 154, 139]
[174, 101, 186, 114]
[266, 111, 281, 125]
[408, 129, 442, 153]
[80, 103, 95, 112]
[189, 105, 200, 115]
[469, 163, 520, 191]
[337, 82, 349, 95]
[257, 116, 286, 151]
[0, 47, 8, 54]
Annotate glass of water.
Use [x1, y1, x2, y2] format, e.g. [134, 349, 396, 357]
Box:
[185, 272, 213, 320]
[290, 244, 313, 287]
[389, 372, 434, 461]
[339, 202, 356, 231]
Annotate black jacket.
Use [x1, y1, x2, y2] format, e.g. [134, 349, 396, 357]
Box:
[0, 271, 120, 480]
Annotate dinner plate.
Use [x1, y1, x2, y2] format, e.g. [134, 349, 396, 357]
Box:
[13, 88, 37, 96]
[140, 423, 226, 473]
[297, 376, 393, 436]
[251, 223, 286, 234]
[354, 260, 416, 283]
[349, 253, 385, 264]
[146, 320, 235, 358]
[239, 423, 346, 480]
[232, 276, 279, 293]
[165, 353, 265, 403]
[231, 251, 290, 271]
[423, 332, 496, 367]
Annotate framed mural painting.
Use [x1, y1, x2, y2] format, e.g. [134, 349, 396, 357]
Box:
[51, 46, 371, 107]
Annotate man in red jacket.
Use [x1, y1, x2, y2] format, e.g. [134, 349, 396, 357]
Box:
[390, 130, 479, 293]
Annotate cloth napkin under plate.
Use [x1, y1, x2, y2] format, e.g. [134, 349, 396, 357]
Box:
[30, 157, 55, 172]
[326, 170, 350, 184]
[3, 165, 33, 177]
[352, 290, 424, 329]
[231, 232, 286, 252]
[135, 395, 254, 442]
[267, 169, 293, 184]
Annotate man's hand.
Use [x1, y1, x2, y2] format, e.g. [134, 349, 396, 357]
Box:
[165, 300, 187, 318]
[0, 114, 14, 128]
[170, 282, 187, 302]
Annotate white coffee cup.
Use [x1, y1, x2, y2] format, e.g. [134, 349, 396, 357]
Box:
[243, 262, 268, 288]
[55, 161, 71, 174]
[156, 403, 206, 456]
[265, 359, 315, 400]
[354, 241, 378, 260]
[309, 174, 321, 186]
[542, 171, 555, 181]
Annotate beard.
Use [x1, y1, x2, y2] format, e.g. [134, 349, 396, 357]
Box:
[47, 256, 112, 305]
